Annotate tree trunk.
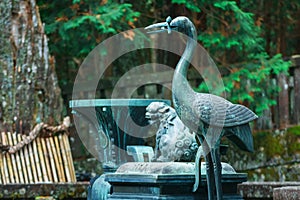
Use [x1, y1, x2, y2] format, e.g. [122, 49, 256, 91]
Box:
[0, 0, 63, 133]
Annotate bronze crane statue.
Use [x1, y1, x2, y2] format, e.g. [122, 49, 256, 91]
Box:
[146, 16, 258, 200]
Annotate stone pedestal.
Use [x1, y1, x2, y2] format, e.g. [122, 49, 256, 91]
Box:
[105, 162, 247, 200]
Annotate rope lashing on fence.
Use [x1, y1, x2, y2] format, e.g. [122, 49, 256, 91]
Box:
[0, 117, 70, 154]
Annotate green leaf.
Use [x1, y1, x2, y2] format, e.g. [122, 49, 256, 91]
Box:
[172, 0, 201, 12]
[214, 1, 237, 10]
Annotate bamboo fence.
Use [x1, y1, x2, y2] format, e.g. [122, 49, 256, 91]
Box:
[0, 132, 76, 184]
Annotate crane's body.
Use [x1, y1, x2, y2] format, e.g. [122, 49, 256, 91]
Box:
[146, 16, 258, 200]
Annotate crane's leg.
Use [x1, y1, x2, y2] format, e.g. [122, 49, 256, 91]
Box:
[197, 135, 216, 199]
[205, 151, 216, 200]
[211, 147, 223, 200]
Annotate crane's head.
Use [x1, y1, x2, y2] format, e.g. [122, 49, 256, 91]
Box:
[145, 16, 196, 37]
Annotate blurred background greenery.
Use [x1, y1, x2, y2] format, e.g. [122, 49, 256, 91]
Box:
[37, 0, 299, 118]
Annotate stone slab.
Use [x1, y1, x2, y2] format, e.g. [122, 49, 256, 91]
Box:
[238, 181, 300, 199]
[273, 186, 300, 200]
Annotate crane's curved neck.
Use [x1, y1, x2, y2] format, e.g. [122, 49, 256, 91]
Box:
[175, 36, 197, 76]
[172, 22, 197, 102]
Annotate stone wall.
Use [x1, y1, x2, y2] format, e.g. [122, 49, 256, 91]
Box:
[223, 125, 300, 181]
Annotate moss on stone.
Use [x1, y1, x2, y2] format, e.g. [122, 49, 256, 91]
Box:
[253, 131, 284, 160]
[285, 127, 300, 154]
[287, 125, 300, 136]
[223, 125, 300, 181]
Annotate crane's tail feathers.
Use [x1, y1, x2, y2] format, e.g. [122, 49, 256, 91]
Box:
[193, 146, 204, 192]
[226, 123, 254, 152]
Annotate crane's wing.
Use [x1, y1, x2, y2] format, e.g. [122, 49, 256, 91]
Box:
[194, 93, 258, 127]
[225, 123, 254, 152]
[223, 104, 258, 127]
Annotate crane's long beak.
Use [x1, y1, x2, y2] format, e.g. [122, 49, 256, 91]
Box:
[145, 22, 170, 34]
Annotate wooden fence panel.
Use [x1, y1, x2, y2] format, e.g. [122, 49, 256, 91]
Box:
[0, 132, 76, 184]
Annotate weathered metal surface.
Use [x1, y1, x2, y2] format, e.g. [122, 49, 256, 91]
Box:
[89, 174, 111, 200]
[126, 146, 154, 162]
[146, 16, 257, 200]
[116, 162, 236, 175]
[70, 99, 170, 171]
[145, 102, 198, 162]
[104, 162, 246, 200]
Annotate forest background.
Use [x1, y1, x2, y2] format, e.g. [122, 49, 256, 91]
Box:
[38, 0, 300, 118]
[0, 0, 299, 181]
